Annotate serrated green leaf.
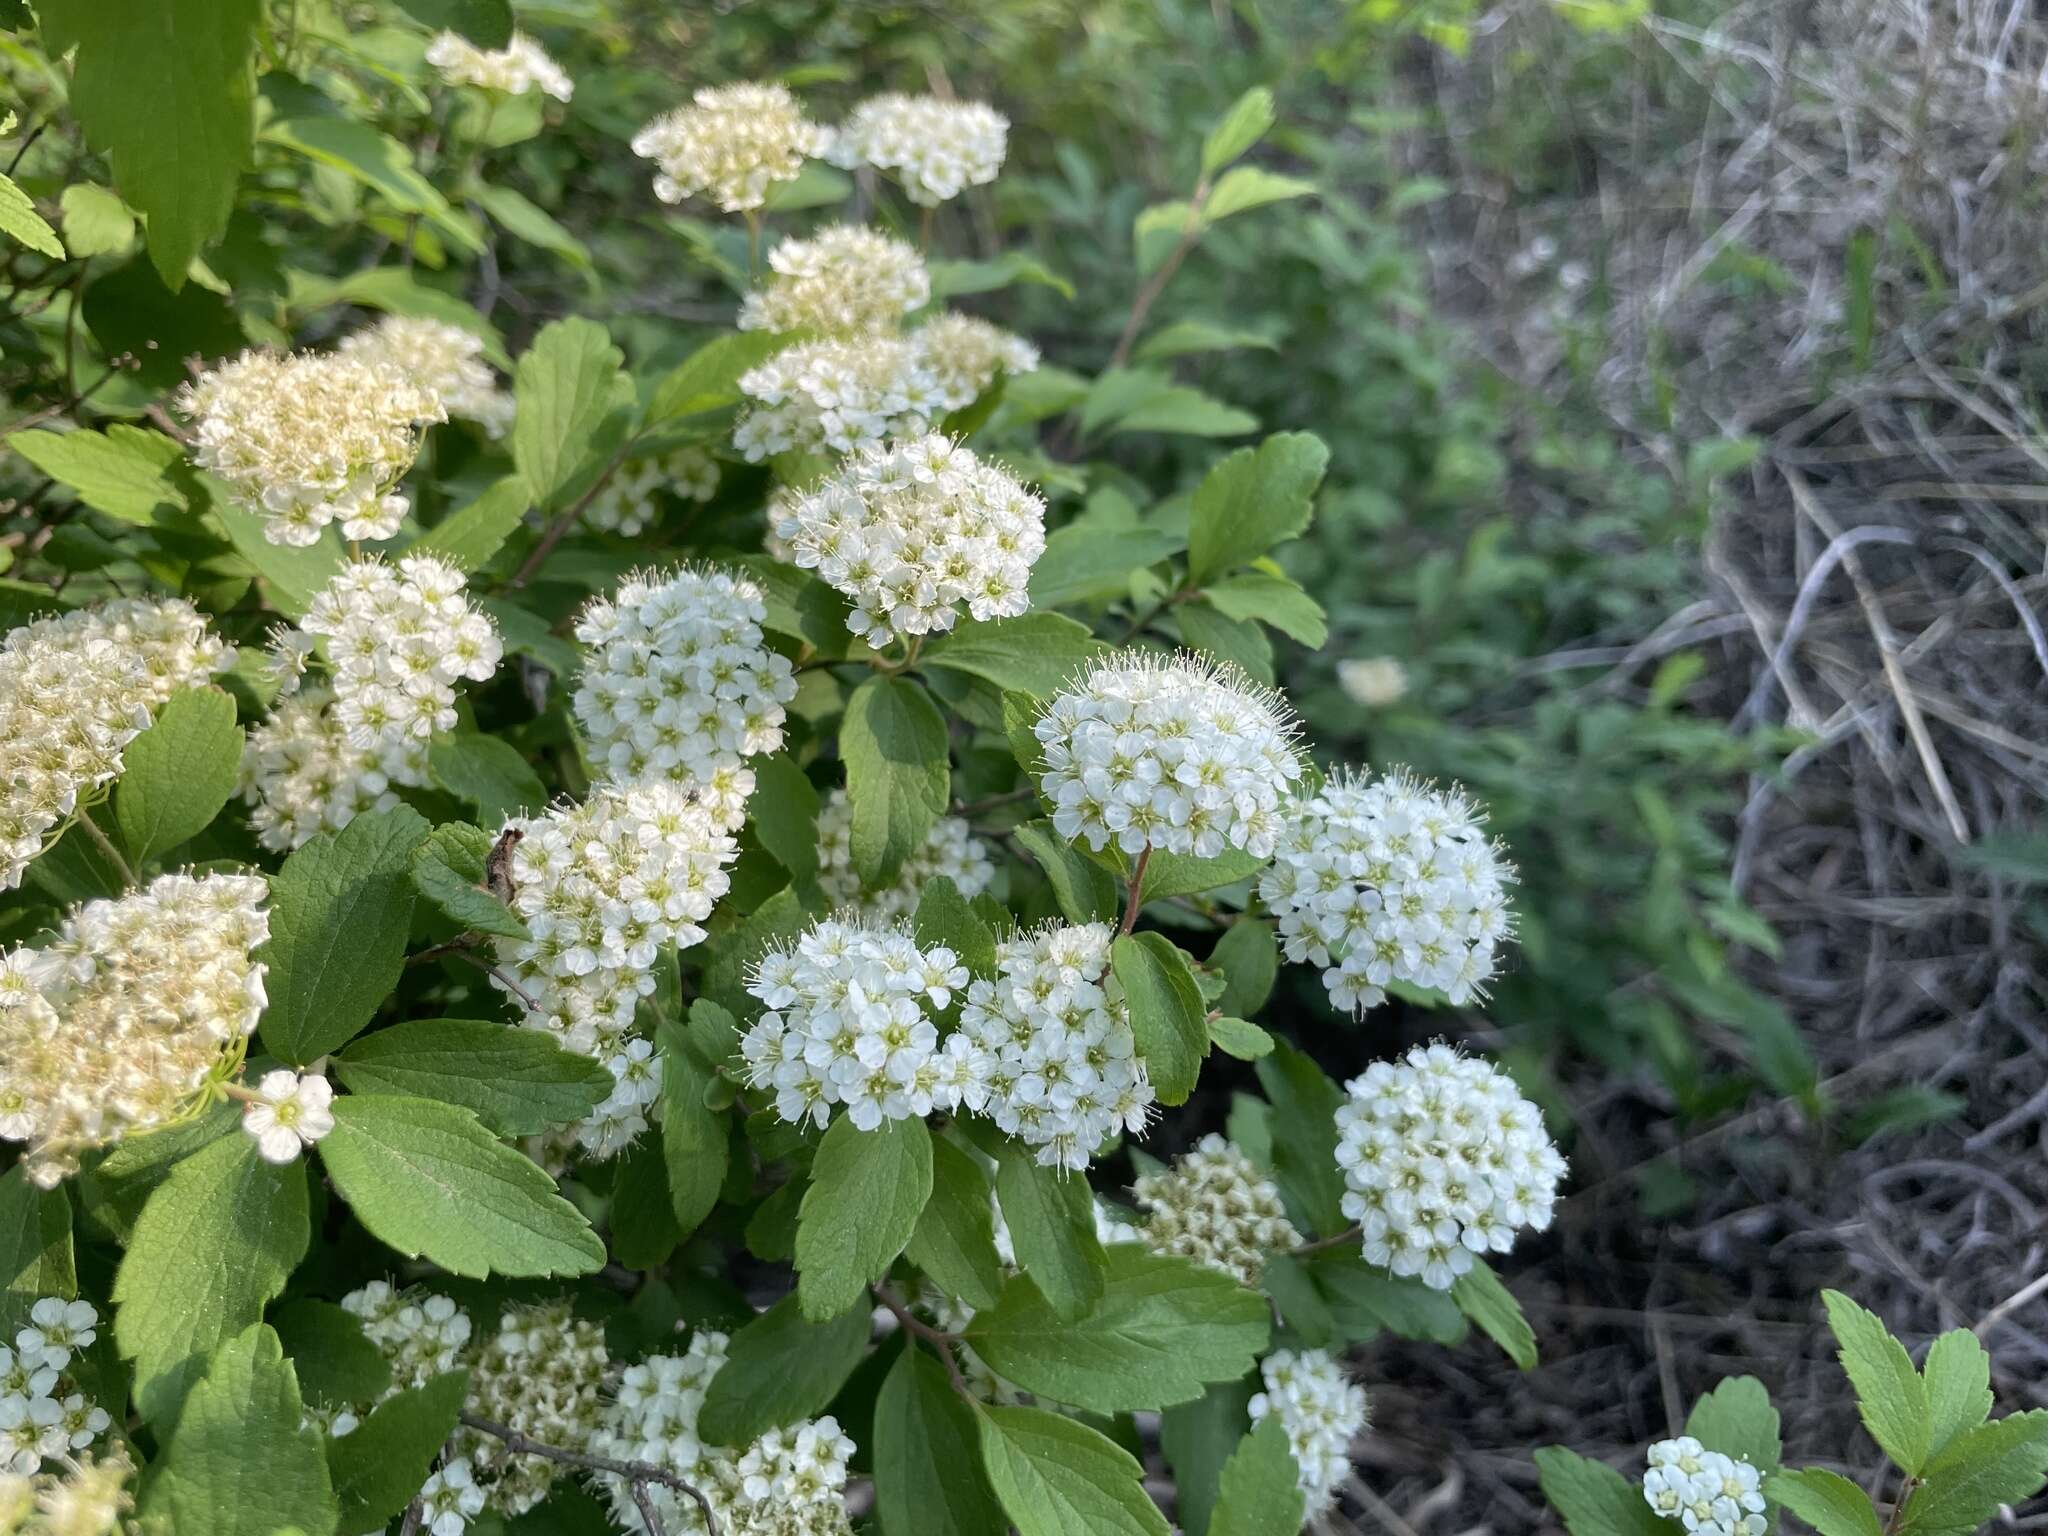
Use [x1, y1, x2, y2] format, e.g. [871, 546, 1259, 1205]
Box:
[319, 1094, 604, 1279]
[657, 1016, 729, 1238]
[1211, 1415, 1305, 1536]
[645, 330, 786, 426]
[1535, 1446, 1670, 1536]
[58, 181, 134, 257]
[873, 1345, 1006, 1536]
[1133, 320, 1276, 362]
[113, 1133, 309, 1426]
[970, 1247, 1270, 1413]
[0, 169, 61, 257]
[926, 250, 1075, 301]
[212, 498, 343, 619]
[1200, 86, 1276, 177]
[1211, 919, 1277, 1018]
[842, 675, 951, 886]
[11, 423, 190, 524]
[1178, 600, 1273, 682]
[1187, 433, 1329, 585]
[609, 1136, 682, 1268]
[992, 1139, 1106, 1321]
[913, 876, 998, 979]
[1824, 1290, 1932, 1474]
[796, 1116, 933, 1320]
[259, 805, 432, 1063]
[430, 733, 547, 825]
[1201, 570, 1328, 648]
[697, 1293, 872, 1447]
[335, 1018, 612, 1137]
[1207, 1016, 1273, 1060]
[920, 612, 1107, 700]
[411, 822, 529, 941]
[979, 1402, 1171, 1536]
[1451, 1261, 1537, 1370]
[1303, 1251, 1468, 1346]
[1769, 1468, 1883, 1536]
[115, 686, 241, 866]
[271, 1299, 389, 1412]
[471, 181, 591, 273]
[513, 317, 635, 512]
[1921, 1329, 1994, 1461]
[0, 1167, 74, 1339]
[1160, 1376, 1256, 1536]
[1111, 932, 1208, 1106]
[1901, 1410, 2048, 1532]
[74, 1107, 235, 1245]
[748, 753, 821, 882]
[1012, 820, 1118, 925]
[905, 1134, 1004, 1311]
[1205, 166, 1317, 222]
[266, 116, 479, 254]
[1254, 1044, 1349, 1237]
[410, 476, 532, 573]
[328, 1369, 469, 1532]
[1685, 1374, 1781, 1474]
[1027, 524, 1185, 608]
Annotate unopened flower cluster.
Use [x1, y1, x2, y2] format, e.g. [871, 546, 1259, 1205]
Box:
[573, 566, 795, 795]
[1641, 1438, 1767, 1536]
[453, 1301, 610, 1516]
[815, 789, 995, 919]
[340, 1282, 474, 1396]
[1334, 1044, 1565, 1290]
[733, 336, 946, 460]
[0, 873, 268, 1186]
[0, 1300, 110, 1476]
[1261, 767, 1514, 1015]
[239, 687, 408, 852]
[239, 1070, 334, 1164]
[0, 1446, 133, 1536]
[739, 225, 931, 336]
[632, 83, 829, 212]
[913, 311, 1041, 409]
[495, 782, 740, 1154]
[0, 597, 227, 888]
[772, 433, 1046, 644]
[1036, 655, 1303, 859]
[830, 94, 1009, 205]
[739, 919, 977, 1131]
[1131, 1134, 1300, 1286]
[593, 1331, 855, 1536]
[958, 922, 1154, 1171]
[339, 315, 515, 437]
[425, 30, 573, 100]
[180, 349, 444, 545]
[584, 448, 720, 537]
[1248, 1349, 1369, 1515]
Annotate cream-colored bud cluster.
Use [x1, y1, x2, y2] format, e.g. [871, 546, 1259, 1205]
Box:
[0, 873, 269, 1186]
[338, 315, 515, 438]
[424, 30, 573, 100]
[0, 1446, 133, 1535]
[238, 688, 413, 853]
[1131, 1133, 1301, 1286]
[180, 350, 445, 546]
[911, 312, 1042, 410]
[740, 225, 931, 337]
[829, 94, 1009, 205]
[584, 448, 720, 537]
[815, 788, 996, 920]
[454, 1302, 609, 1516]
[631, 83, 829, 212]
[0, 597, 228, 888]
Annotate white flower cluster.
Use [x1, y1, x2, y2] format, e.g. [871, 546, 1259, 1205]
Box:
[1642, 1438, 1767, 1536]
[0, 1301, 110, 1477]
[732, 336, 944, 461]
[238, 688, 411, 853]
[593, 1332, 856, 1536]
[0, 873, 269, 1187]
[772, 433, 1046, 645]
[239, 1069, 334, 1165]
[1248, 1349, 1369, 1516]
[912, 311, 1040, 409]
[456, 1302, 609, 1516]
[0, 1449, 133, 1536]
[584, 448, 720, 537]
[815, 789, 995, 920]
[425, 30, 574, 100]
[1131, 1134, 1300, 1286]
[495, 782, 740, 1155]
[740, 225, 931, 337]
[632, 83, 829, 212]
[1260, 768, 1515, 1016]
[0, 597, 228, 889]
[338, 315, 515, 438]
[739, 919, 977, 1131]
[1036, 655, 1303, 860]
[1336, 655, 1408, 708]
[830, 94, 1009, 205]
[957, 923, 1154, 1172]
[340, 1282, 474, 1400]
[181, 349, 445, 545]
[572, 566, 795, 794]
[1333, 1044, 1565, 1290]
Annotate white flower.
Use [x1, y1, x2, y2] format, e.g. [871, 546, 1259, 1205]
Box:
[2, 1445, 132, 1530]
[1333, 1043, 1566, 1289]
[453, 1301, 609, 1516]
[0, 873, 269, 1186]
[957, 922, 1155, 1171]
[1335, 656, 1408, 708]
[0, 598, 229, 889]
[772, 433, 1047, 644]
[342, 1282, 473, 1392]
[1035, 653, 1304, 860]
[1248, 1349, 1369, 1516]
[56, 1392, 109, 1451]
[1641, 1437, 1767, 1536]
[15, 1301, 95, 1373]
[338, 315, 515, 438]
[738, 918, 977, 1132]
[424, 31, 573, 101]
[238, 687, 414, 853]
[418, 1457, 488, 1536]
[632, 82, 829, 212]
[829, 95, 1009, 206]
[909, 311, 1040, 409]
[739, 225, 931, 337]
[1131, 1134, 1300, 1286]
[0, 1391, 60, 1475]
[179, 349, 445, 546]
[239, 1070, 335, 1164]
[733, 337, 945, 461]
[572, 565, 795, 794]
[1260, 767, 1515, 1015]
[584, 448, 720, 537]
[815, 789, 995, 920]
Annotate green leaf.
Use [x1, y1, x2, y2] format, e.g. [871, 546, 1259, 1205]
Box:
[141, 1324, 339, 1536]
[1211, 919, 1277, 1018]
[328, 1370, 469, 1533]
[335, 1018, 612, 1138]
[60, 183, 134, 257]
[513, 317, 635, 512]
[747, 754, 821, 882]
[0, 1168, 73, 1338]
[1921, 1329, 1994, 1462]
[1211, 1416, 1305, 1536]
[920, 612, 1108, 699]
[1012, 821, 1118, 926]
[1769, 1469, 1883, 1536]
[40, 0, 261, 285]
[212, 499, 344, 619]
[1685, 1375, 1782, 1473]
[608, 1137, 682, 1268]
[645, 331, 787, 426]
[1302, 1251, 1467, 1346]
[658, 1014, 729, 1237]
[1111, 932, 1208, 1106]
[1205, 166, 1317, 222]
[1254, 1044, 1348, 1236]
[1534, 1446, 1669, 1536]
[1136, 846, 1269, 905]
[11, 424, 191, 524]
[979, 1402, 1171, 1536]
[1450, 1261, 1537, 1370]
[270, 1299, 389, 1411]
[410, 476, 531, 573]
[697, 1293, 872, 1447]
[1207, 1016, 1273, 1060]
[411, 822, 529, 941]
[470, 181, 592, 274]
[1900, 1410, 2048, 1533]
[319, 1094, 605, 1279]
[842, 675, 951, 885]
[430, 734, 547, 825]
[873, 1346, 1006, 1536]
[927, 251, 1075, 301]
[0, 169, 61, 257]
[74, 1108, 235, 1245]
[1201, 86, 1276, 177]
[796, 1116, 934, 1320]
[265, 117, 479, 253]
[970, 1247, 1270, 1413]
[1177, 601, 1273, 683]
[113, 1133, 309, 1426]
[115, 686, 241, 866]
[1201, 571, 1328, 648]
[992, 1138, 1107, 1321]
[391, 0, 513, 46]
[1187, 433, 1330, 585]
[259, 805, 432, 1063]
[913, 876, 998, 979]
[1823, 1290, 1932, 1474]
[1133, 320, 1276, 363]
[1028, 525, 1185, 608]
[83, 253, 245, 386]
[1160, 1377, 1256, 1536]
[905, 1134, 1005, 1311]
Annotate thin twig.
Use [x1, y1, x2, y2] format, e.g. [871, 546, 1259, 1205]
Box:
[1118, 844, 1153, 936]
[75, 813, 136, 888]
[397, 1498, 424, 1536]
[458, 1411, 719, 1535]
[1290, 1223, 1364, 1258]
[509, 445, 635, 589]
[873, 1285, 973, 1399]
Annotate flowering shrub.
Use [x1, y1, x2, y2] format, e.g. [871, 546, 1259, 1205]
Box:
[0, 7, 2041, 1536]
